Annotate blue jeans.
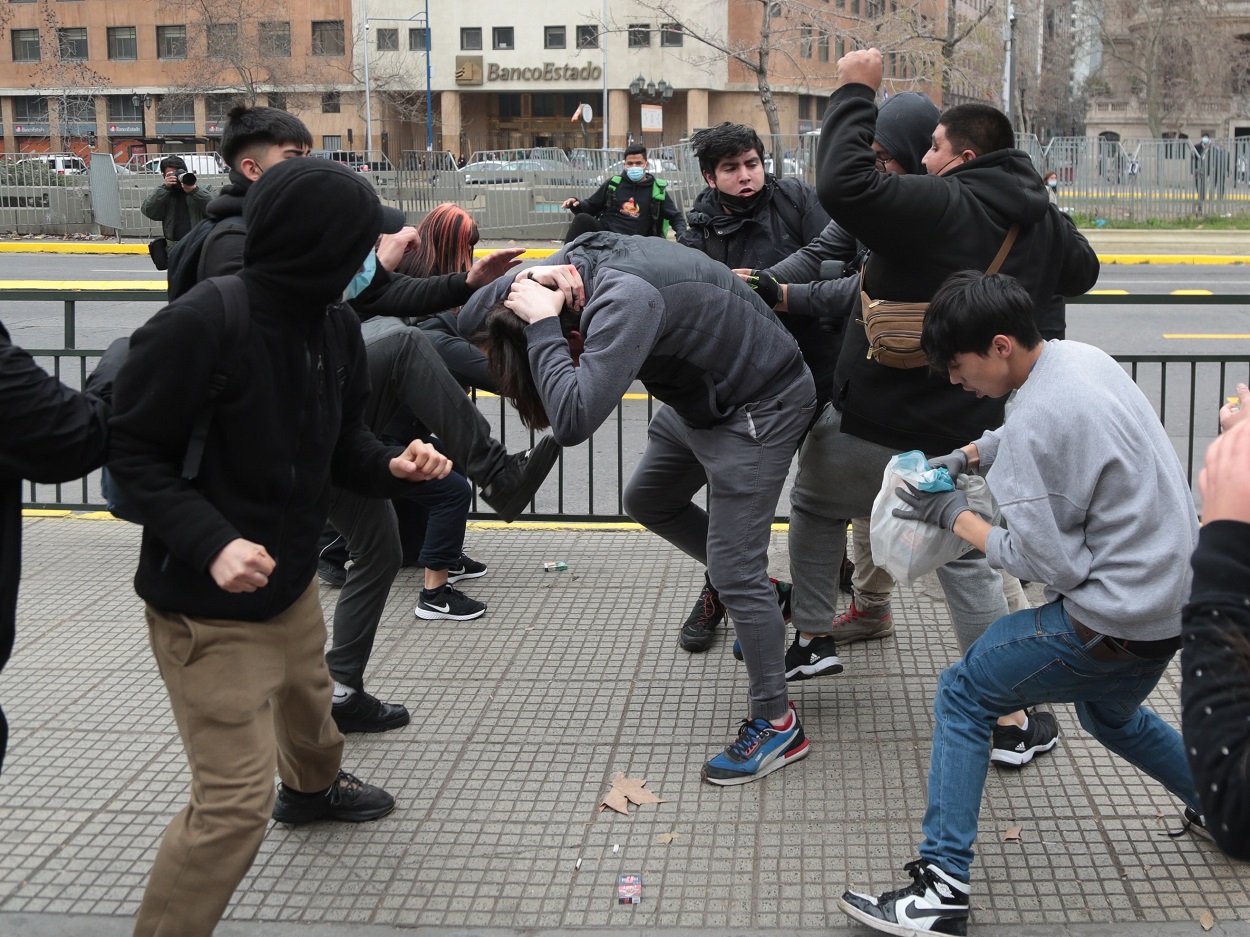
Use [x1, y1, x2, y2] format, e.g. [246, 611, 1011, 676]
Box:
[920, 601, 1200, 881]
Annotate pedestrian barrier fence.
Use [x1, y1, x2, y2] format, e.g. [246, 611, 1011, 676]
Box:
[13, 289, 1247, 522]
[12, 134, 1245, 239]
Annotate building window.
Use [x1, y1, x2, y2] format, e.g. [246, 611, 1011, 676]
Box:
[321, 91, 340, 113]
[799, 96, 811, 120]
[576, 25, 598, 49]
[461, 27, 482, 50]
[818, 31, 829, 62]
[660, 23, 683, 47]
[851, 0, 861, 14]
[208, 23, 238, 59]
[106, 26, 137, 61]
[11, 28, 39, 63]
[545, 25, 565, 49]
[376, 28, 398, 52]
[206, 94, 235, 124]
[800, 25, 812, 59]
[498, 93, 522, 118]
[61, 94, 95, 123]
[156, 25, 187, 60]
[835, 36, 845, 59]
[156, 94, 195, 121]
[57, 26, 88, 61]
[492, 27, 513, 50]
[628, 24, 650, 48]
[322, 135, 342, 150]
[260, 21, 290, 57]
[311, 20, 345, 56]
[13, 97, 49, 122]
[408, 27, 429, 51]
[267, 92, 287, 111]
[106, 94, 141, 122]
[532, 93, 557, 117]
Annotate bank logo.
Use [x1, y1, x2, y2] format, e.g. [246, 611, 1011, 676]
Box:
[456, 56, 484, 85]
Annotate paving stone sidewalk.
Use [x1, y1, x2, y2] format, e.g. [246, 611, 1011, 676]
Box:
[1, 517, 1247, 937]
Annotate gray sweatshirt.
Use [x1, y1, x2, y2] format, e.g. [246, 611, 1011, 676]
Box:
[973, 341, 1198, 640]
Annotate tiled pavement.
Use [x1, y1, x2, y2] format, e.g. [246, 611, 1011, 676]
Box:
[1, 516, 1247, 936]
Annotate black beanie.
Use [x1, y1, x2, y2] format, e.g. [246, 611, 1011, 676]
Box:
[874, 92, 940, 176]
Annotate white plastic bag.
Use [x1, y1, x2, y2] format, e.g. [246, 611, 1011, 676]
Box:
[869, 461, 995, 585]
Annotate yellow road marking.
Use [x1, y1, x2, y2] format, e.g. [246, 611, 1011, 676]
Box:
[1163, 333, 1250, 339]
[1089, 289, 1130, 295]
[1171, 289, 1214, 295]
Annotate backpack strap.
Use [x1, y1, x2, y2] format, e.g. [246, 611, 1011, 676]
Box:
[181, 275, 249, 481]
[985, 224, 1020, 275]
[606, 175, 622, 196]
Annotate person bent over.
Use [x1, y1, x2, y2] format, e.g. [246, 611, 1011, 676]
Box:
[839, 271, 1202, 936]
[460, 232, 816, 785]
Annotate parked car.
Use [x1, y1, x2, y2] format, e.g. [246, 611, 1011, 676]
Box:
[458, 160, 520, 185]
[15, 154, 86, 176]
[458, 158, 577, 186]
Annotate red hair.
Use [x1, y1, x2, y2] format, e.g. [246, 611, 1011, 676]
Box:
[397, 203, 479, 278]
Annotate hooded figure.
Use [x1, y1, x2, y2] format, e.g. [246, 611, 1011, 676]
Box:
[108, 157, 433, 937]
[872, 91, 940, 176]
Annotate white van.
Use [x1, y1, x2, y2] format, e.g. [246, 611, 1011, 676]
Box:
[15, 154, 87, 175]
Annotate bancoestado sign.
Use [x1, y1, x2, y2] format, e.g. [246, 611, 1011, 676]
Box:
[488, 62, 602, 81]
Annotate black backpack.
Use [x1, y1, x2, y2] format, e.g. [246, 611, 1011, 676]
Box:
[101, 276, 250, 522]
[165, 216, 245, 301]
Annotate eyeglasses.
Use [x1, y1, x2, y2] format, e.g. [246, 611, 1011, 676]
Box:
[874, 154, 894, 172]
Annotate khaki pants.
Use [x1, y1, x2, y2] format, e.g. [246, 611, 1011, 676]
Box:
[849, 517, 896, 610]
[134, 579, 343, 937]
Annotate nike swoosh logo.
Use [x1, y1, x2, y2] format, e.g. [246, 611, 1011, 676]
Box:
[425, 602, 451, 613]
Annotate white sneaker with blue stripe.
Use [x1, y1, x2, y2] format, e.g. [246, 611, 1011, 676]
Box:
[700, 701, 808, 786]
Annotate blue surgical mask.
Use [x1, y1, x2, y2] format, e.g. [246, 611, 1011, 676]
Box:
[344, 250, 377, 301]
[625, 166, 646, 183]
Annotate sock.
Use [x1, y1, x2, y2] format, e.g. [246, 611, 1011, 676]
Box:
[422, 585, 446, 598]
[1018, 714, 1029, 733]
[770, 709, 794, 730]
[332, 682, 355, 704]
[798, 635, 813, 648]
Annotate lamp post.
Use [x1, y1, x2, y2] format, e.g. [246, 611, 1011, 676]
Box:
[361, 0, 434, 156]
[628, 75, 674, 106]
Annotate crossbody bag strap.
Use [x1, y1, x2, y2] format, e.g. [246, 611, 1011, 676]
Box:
[985, 223, 1020, 275]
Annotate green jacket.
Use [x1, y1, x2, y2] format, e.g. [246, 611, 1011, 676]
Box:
[141, 183, 213, 243]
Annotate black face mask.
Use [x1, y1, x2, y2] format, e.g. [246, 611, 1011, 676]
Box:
[718, 187, 767, 214]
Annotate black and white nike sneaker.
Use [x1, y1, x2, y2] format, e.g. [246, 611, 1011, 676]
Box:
[414, 584, 486, 621]
[838, 859, 970, 936]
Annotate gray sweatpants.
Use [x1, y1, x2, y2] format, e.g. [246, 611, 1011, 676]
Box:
[789, 402, 1008, 649]
[623, 370, 816, 722]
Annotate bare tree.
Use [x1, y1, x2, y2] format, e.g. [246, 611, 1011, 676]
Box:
[1089, 0, 1233, 138]
[28, 1, 110, 150]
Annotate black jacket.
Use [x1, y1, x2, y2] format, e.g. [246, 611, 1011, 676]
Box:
[109, 159, 410, 622]
[572, 173, 687, 239]
[816, 83, 1100, 453]
[680, 176, 837, 405]
[1, 321, 113, 772]
[1181, 520, 1250, 861]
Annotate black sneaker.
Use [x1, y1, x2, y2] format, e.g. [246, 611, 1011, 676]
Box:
[272, 770, 395, 825]
[784, 632, 844, 681]
[1168, 805, 1216, 843]
[838, 859, 970, 936]
[680, 575, 725, 653]
[446, 553, 488, 584]
[479, 436, 561, 523]
[332, 691, 411, 734]
[839, 554, 855, 594]
[415, 584, 486, 621]
[317, 558, 346, 588]
[990, 710, 1059, 767]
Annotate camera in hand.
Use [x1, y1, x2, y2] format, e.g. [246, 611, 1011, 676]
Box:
[177, 170, 197, 187]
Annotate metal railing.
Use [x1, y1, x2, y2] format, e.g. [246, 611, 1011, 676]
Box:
[13, 288, 1249, 520]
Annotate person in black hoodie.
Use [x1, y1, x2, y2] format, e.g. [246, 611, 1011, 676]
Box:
[560, 144, 687, 242]
[109, 158, 452, 937]
[1181, 416, 1250, 860]
[675, 121, 831, 653]
[808, 49, 1098, 768]
[0, 328, 122, 776]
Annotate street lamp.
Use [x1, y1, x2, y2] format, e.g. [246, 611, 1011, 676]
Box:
[628, 75, 674, 105]
[131, 93, 152, 109]
[361, 0, 433, 155]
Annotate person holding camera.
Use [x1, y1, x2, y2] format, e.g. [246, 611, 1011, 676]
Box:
[141, 155, 212, 261]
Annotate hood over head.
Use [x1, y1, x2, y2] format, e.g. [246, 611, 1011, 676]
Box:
[947, 148, 1053, 225]
[874, 92, 940, 175]
[241, 158, 404, 306]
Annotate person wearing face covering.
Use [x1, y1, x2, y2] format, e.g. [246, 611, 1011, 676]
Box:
[560, 144, 687, 243]
[108, 158, 456, 937]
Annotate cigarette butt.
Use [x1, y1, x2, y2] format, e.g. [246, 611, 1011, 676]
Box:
[612, 843, 619, 853]
[575, 857, 582, 870]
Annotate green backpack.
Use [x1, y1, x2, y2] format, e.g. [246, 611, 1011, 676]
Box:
[606, 175, 672, 238]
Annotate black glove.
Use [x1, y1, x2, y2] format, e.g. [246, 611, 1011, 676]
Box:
[892, 483, 972, 530]
[928, 449, 969, 478]
[746, 270, 781, 309]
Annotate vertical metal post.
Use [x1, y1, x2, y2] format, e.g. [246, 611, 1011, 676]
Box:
[362, 0, 372, 159]
[601, 0, 608, 148]
[424, 0, 433, 151]
[63, 300, 75, 349]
